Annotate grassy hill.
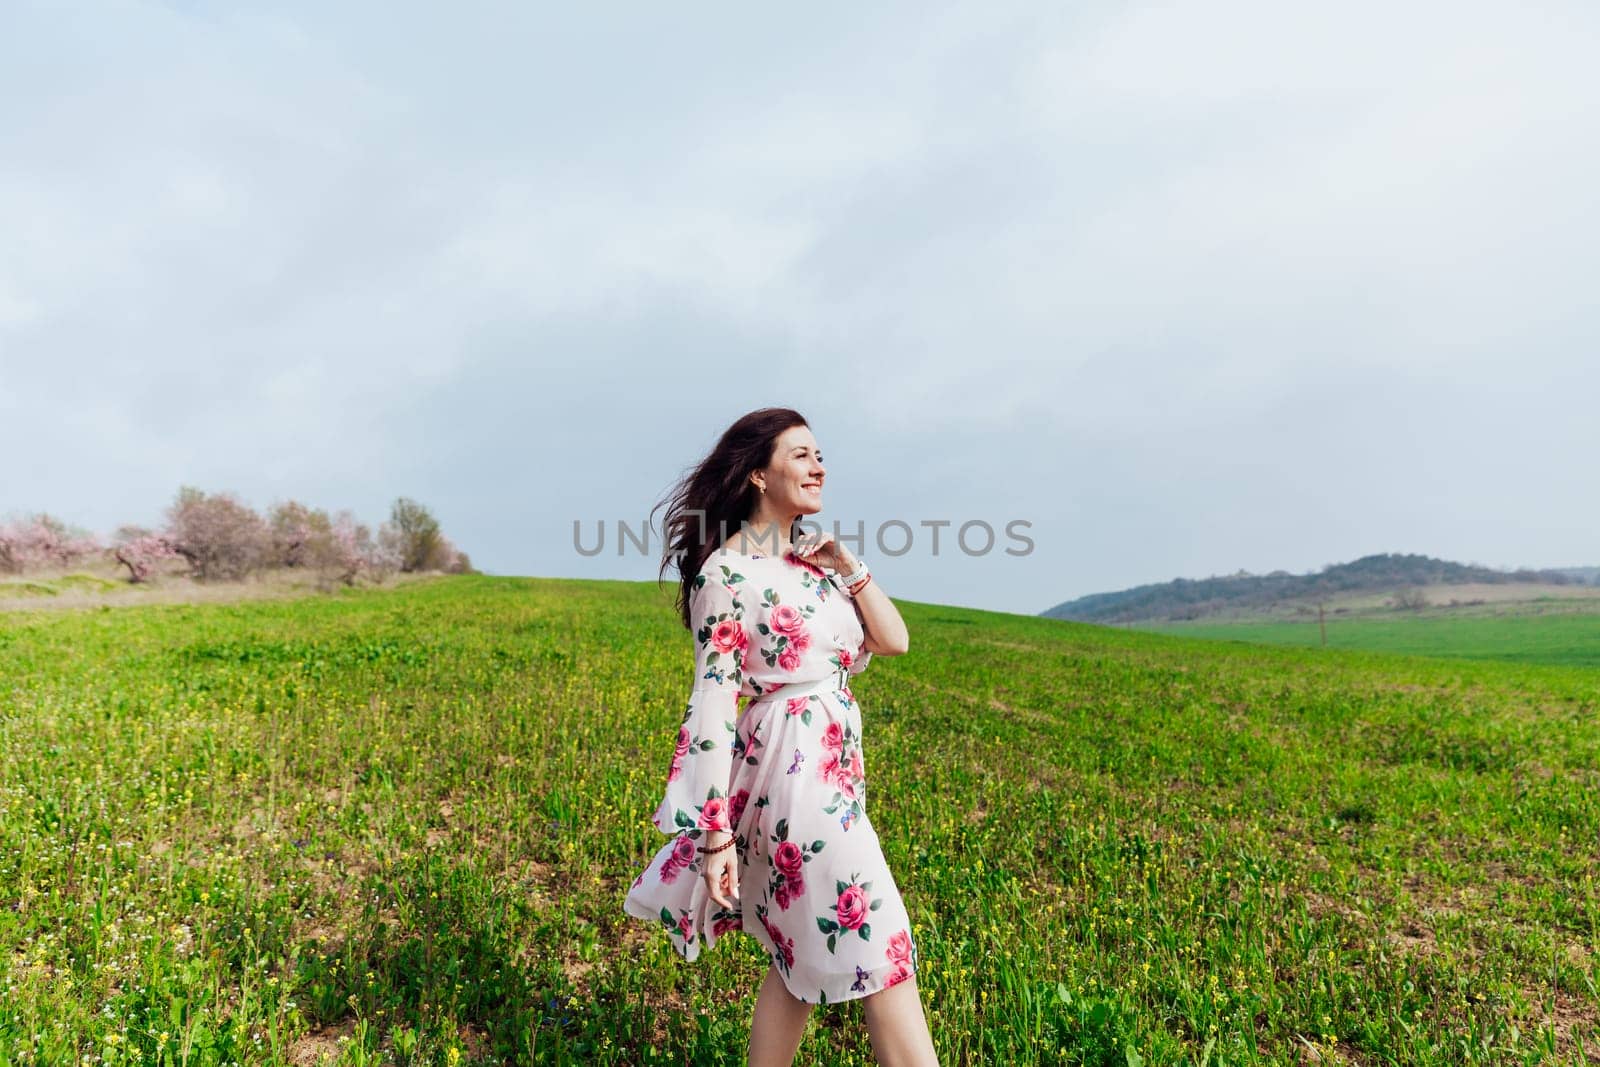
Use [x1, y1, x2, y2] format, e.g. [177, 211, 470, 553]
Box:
[1, 577, 1596, 1063]
[1044, 553, 1590, 625]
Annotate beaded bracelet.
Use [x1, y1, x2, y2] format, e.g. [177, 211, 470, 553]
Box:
[697, 836, 736, 855]
[847, 573, 872, 596]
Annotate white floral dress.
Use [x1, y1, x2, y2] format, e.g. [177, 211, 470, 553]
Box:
[622, 546, 919, 1004]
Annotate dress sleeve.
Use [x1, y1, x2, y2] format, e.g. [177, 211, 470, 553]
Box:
[650, 566, 747, 836]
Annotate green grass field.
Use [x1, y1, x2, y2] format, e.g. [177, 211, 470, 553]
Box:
[1138, 611, 1600, 670]
[1, 576, 1596, 1064]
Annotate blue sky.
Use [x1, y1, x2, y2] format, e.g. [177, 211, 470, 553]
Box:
[2, 2, 1596, 615]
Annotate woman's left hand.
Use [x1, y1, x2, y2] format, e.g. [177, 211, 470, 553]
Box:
[795, 531, 856, 575]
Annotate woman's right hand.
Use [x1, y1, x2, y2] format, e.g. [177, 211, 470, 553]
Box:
[702, 831, 740, 908]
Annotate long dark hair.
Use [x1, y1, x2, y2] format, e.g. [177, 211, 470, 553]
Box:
[652, 407, 809, 629]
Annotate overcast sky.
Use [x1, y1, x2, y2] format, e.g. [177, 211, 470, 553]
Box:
[2, 2, 1596, 616]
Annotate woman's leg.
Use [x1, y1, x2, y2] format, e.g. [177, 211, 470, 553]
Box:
[861, 975, 939, 1067]
[748, 963, 813, 1066]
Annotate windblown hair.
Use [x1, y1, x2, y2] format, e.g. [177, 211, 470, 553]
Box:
[652, 407, 809, 629]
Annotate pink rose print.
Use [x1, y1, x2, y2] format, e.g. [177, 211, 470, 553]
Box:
[666, 726, 691, 783]
[839, 646, 854, 669]
[677, 913, 694, 941]
[728, 788, 749, 829]
[820, 717, 866, 828]
[774, 840, 804, 878]
[672, 834, 697, 865]
[772, 840, 807, 910]
[697, 796, 730, 832]
[754, 598, 818, 672]
[818, 750, 843, 787]
[784, 694, 816, 727]
[767, 819, 823, 911]
[886, 929, 915, 987]
[710, 618, 748, 655]
[713, 912, 742, 937]
[769, 604, 806, 637]
[816, 873, 883, 952]
[659, 834, 698, 885]
[836, 885, 870, 930]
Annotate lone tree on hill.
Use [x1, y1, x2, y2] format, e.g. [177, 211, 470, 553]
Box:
[387, 497, 442, 573]
[266, 499, 320, 569]
[164, 486, 268, 581]
[1394, 586, 1429, 611]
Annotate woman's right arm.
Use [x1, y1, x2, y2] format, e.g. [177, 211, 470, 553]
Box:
[650, 564, 747, 837]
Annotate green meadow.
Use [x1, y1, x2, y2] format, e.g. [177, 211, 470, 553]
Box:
[1138, 611, 1600, 670]
[1, 576, 1596, 1064]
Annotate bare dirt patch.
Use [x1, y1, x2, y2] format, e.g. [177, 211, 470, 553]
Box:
[0, 563, 443, 614]
[1532, 988, 1600, 1058]
[288, 1018, 357, 1066]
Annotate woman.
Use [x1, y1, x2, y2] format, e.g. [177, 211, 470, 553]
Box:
[623, 408, 940, 1066]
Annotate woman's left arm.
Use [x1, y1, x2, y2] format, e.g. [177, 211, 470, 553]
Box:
[837, 548, 908, 656]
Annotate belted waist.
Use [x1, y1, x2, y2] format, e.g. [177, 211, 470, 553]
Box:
[747, 666, 850, 704]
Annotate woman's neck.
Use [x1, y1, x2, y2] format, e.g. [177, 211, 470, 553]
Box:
[729, 519, 792, 556]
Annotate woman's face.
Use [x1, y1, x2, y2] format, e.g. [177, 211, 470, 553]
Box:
[758, 424, 825, 519]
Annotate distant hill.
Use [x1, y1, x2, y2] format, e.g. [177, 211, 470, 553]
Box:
[1041, 552, 1587, 625]
[1553, 566, 1600, 586]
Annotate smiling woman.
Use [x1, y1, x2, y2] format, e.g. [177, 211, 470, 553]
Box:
[627, 407, 935, 1066]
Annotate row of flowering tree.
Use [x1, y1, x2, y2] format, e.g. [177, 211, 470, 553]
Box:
[0, 488, 473, 587]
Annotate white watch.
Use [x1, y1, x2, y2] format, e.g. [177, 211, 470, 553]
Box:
[834, 559, 870, 594]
